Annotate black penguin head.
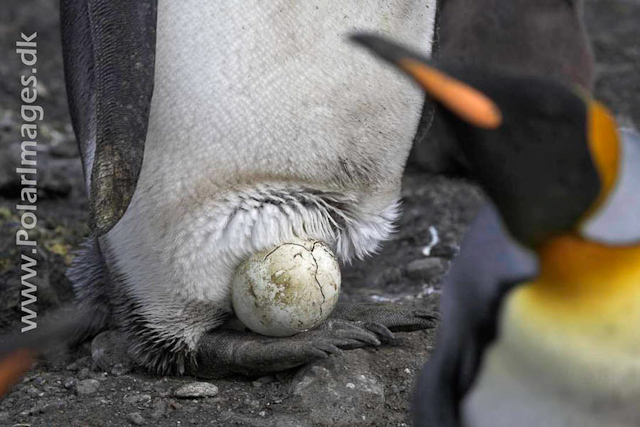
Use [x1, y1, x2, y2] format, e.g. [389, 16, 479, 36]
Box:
[351, 33, 620, 248]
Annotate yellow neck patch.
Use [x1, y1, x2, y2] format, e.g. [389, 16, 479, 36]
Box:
[510, 233, 640, 341]
[534, 234, 640, 302]
[512, 233, 640, 328]
[499, 235, 640, 398]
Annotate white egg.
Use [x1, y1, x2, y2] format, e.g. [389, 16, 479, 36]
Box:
[232, 238, 341, 337]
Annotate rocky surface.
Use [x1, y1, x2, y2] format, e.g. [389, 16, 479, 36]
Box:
[0, 0, 638, 425]
[290, 349, 385, 427]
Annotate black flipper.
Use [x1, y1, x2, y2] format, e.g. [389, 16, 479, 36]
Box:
[412, 203, 538, 426]
[60, 0, 157, 235]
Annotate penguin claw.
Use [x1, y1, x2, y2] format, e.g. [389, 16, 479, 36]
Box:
[314, 318, 382, 347]
[414, 309, 441, 322]
[313, 342, 343, 357]
[358, 322, 397, 345]
[330, 302, 438, 332]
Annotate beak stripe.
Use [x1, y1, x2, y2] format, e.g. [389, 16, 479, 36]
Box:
[400, 59, 503, 130]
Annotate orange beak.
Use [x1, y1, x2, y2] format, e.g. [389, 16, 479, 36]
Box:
[0, 349, 35, 397]
[399, 58, 503, 130]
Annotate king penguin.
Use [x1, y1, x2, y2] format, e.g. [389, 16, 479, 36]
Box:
[352, 34, 640, 426]
[0, 0, 440, 394]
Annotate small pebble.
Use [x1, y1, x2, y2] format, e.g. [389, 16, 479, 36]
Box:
[244, 398, 260, 411]
[430, 244, 460, 259]
[77, 367, 91, 380]
[41, 401, 66, 414]
[75, 379, 100, 396]
[150, 399, 167, 420]
[127, 411, 145, 425]
[2, 397, 15, 408]
[24, 385, 42, 398]
[111, 363, 130, 377]
[405, 258, 448, 281]
[43, 385, 61, 393]
[174, 382, 219, 399]
[252, 375, 275, 388]
[124, 394, 152, 405]
[20, 405, 41, 417]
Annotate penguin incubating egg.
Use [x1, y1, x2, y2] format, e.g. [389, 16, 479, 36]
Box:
[352, 34, 640, 426]
[0, 0, 440, 388]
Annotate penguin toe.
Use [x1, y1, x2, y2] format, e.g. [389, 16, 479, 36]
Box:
[357, 322, 397, 345]
[312, 319, 382, 347]
[330, 302, 438, 332]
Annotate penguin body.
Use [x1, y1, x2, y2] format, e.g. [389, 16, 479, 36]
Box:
[464, 237, 640, 426]
[463, 129, 640, 427]
[351, 34, 640, 427]
[18, 0, 440, 379]
[411, 0, 595, 173]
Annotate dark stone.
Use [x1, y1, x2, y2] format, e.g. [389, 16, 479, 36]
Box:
[91, 331, 133, 373]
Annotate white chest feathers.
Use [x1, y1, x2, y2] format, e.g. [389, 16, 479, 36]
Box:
[142, 0, 436, 197]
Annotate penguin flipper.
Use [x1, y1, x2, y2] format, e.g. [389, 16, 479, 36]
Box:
[412, 202, 538, 426]
[60, 0, 157, 236]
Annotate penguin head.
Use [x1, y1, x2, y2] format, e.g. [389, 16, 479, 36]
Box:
[351, 33, 621, 248]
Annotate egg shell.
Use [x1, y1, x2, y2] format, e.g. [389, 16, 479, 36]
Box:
[232, 239, 341, 337]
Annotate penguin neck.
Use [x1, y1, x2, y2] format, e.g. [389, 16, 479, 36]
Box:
[479, 234, 640, 425]
[580, 129, 640, 244]
[534, 233, 640, 297]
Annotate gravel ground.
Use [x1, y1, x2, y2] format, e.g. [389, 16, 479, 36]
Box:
[0, 0, 638, 426]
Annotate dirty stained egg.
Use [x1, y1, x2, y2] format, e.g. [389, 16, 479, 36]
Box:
[232, 238, 341, 337]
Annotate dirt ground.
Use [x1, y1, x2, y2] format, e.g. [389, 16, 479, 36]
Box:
[0, 0, 638, 426]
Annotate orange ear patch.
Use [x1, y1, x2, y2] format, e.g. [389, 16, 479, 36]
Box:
[0, 349, 35, 397]
[586, 101, 620, 212]
[399, 59, 503, 130]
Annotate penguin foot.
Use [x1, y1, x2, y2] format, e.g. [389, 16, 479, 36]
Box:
[330, 302, 438, 342]
[193, 319, 384, 378]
